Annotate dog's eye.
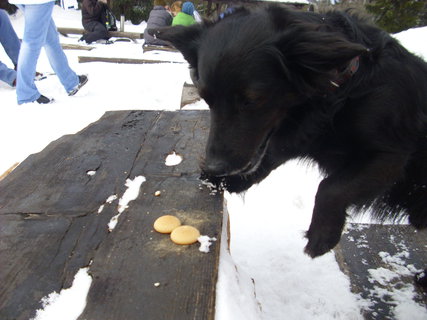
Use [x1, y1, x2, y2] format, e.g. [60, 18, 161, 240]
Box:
[238, 96, 255, 110]
[239, 91, 265, 110]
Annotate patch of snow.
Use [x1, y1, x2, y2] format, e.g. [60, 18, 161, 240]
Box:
[31, 267, 92, 320]
[165, 151, 183, 166]
[108, 176, 145, 231]
[368, 267, 399, 285]
[198, 235, 217, 253]
[365, 248, 426, 319]
[393, 26, 427, 60]
[97, 194, 118, 213]
[117, 176, 146, 213]
[106, 194, 118, 203]
[215, 208, 263, 320]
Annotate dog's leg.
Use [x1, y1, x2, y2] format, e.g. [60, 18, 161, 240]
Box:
[304, 153, 409, 258]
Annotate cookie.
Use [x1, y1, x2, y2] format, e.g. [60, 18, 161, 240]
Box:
[153, 215, 182, 234]
[170, 226, 200, 245]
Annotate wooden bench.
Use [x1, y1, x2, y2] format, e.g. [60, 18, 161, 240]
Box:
[0, 110, 224, 320]
[57, 27, 143, 40]
[143, 45, 179, 53]
[61, 43, 95, 51]
[181, 82, 201, 108]
[335, 223, 427, 318]
[77, 56, 185, 64]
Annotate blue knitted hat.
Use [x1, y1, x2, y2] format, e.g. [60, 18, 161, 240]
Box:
[182, 2, 195, 15]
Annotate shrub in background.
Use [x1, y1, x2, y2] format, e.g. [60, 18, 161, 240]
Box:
[366, 0, 426, 33]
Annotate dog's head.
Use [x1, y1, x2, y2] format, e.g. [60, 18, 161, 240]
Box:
[150, 6, 367, 177]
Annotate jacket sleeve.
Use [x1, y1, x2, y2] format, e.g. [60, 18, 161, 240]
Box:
[83, 0, 106, 18]
[166, 12, 172, 26]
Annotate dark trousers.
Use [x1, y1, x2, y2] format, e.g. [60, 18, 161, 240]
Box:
[82, 21, 109, 44]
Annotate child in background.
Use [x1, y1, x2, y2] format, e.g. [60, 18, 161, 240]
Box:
[172, 1, 195, 26]
[170, 1, 182, 17]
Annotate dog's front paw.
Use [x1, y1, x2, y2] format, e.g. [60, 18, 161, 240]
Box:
[304, 226, 342, 258]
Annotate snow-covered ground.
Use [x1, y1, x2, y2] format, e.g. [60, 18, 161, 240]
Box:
[1, 6, 426, 320]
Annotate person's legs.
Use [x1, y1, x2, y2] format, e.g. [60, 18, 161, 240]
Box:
[0, 60, 16, 86]
[82, 21, 109, 44]
[0, 9, 20, 66]
[44, 13, 78, 92]
[15, 3, 52, 104]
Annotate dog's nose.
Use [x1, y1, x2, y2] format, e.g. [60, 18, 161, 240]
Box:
[203, 159, 230, 177]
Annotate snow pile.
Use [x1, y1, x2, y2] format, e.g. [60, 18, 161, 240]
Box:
[220, 162, 364, 319]
[393, 26, 427, 60]
[31, 267, 92, 320]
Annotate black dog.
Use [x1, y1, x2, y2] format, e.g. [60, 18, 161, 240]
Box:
[151, 5, 427, 275]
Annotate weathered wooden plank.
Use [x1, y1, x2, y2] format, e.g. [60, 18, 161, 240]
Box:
[0, 111, 152, 215]
[0, 211, 115, 320]
[0, 111, 155, 320]
[143, 44, 178, 53]
[61, 43, 95, 51]
[335, 223, 427, 319]
[81, 177, 223, 320]
[80, 111, 222, 320]
[57, 27, 143, 39]
[0, 162, 19, 181]
[58, 27, 86, 36]
[78, 56, 184, 64]
[0, 110, 223, 320]
[181, 82, 201, 108]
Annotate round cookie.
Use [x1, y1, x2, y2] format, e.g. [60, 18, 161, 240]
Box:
[170, 226, 200, 245]
[153, 215, 182, 234]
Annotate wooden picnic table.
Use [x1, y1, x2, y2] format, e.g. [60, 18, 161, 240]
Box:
[0, 110, 224, 320]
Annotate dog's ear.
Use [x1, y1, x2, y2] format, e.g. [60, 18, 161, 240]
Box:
[148, 25, 204, 68]
[277, 27, 367, 73]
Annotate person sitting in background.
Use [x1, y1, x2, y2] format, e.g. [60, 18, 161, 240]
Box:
[144, 0, 173, 46]
[80, 0, 111, 44]
[170, 1, 182, 17]
[172, 1, 195, 26]
[0, 8, 20, 87]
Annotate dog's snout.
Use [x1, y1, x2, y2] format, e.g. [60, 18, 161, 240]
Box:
[203, 158, 230, 177]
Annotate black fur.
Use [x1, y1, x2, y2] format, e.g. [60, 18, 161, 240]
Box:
[151, 6, 427, 261]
